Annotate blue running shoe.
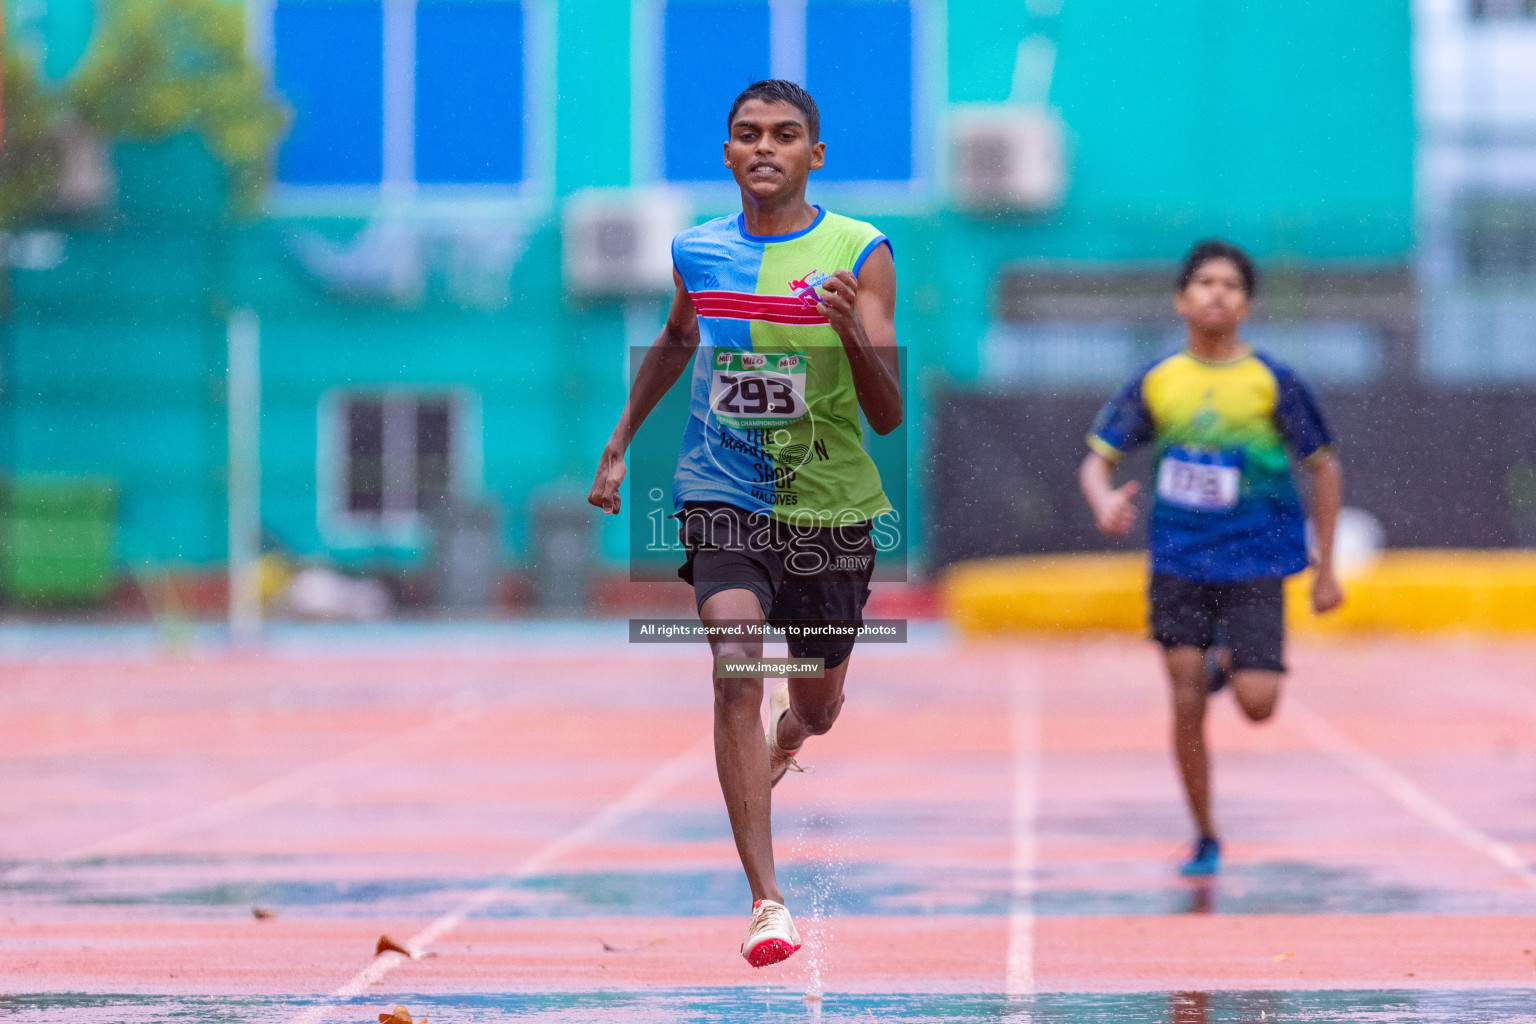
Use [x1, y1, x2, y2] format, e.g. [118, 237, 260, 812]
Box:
[1180, 835, 1221, 876]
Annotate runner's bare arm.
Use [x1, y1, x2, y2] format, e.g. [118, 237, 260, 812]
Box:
[1306, 451, 1344, 613]
[1079, 452, 1141, 536]
[588, 271, 701, 515]
[816, 244, 902, 436]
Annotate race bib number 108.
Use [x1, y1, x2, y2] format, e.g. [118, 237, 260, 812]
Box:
[709, 350, 810, 429]
[1156, 447, 1241, 512]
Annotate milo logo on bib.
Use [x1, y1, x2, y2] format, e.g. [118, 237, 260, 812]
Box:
[708, 350, 810, 429]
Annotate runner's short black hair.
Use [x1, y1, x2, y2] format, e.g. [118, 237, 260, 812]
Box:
[727, 79, 820, 143]
[1177, 239, 1257, 297]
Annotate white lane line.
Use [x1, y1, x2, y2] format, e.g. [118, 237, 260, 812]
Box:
[1287, 698, 1536, 889]
[1005, 657, 1041, 998]
[4, 709, 479, 884]
[289, 731, 715, 1024]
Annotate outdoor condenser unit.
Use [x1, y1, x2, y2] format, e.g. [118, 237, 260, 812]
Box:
[950, 106, 1067, 212]
[562, 188, 690, 298]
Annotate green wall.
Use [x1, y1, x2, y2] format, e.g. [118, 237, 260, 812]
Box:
[0, 0, 1413, 575]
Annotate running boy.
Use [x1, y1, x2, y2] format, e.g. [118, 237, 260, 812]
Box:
[1079, 240, 1343, 876]
[589, 80, 900, 964]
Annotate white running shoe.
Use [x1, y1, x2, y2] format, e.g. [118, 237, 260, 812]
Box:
[765, 683, 807, 788]
[740, 898, 803, 967]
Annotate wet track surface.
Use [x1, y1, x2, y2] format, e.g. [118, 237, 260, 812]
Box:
[3, 627, 1535, 1020]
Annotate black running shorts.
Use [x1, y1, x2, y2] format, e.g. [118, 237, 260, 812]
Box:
[677, 502, 876, 669]
[1149, 573, 1287, 673]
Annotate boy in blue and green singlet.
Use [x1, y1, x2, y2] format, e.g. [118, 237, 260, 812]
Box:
[589, 81, 901, 967]
[1079, 240, 1345, 877]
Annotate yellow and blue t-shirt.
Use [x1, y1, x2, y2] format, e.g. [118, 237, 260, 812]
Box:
[1088, 348, 1334, 583]
[670, 206, 892, 524]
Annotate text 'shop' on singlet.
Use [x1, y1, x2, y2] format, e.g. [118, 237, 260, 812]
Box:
[671, 206, 893, 525]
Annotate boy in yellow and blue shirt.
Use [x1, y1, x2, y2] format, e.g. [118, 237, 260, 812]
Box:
[1080, 240, 1344, 877]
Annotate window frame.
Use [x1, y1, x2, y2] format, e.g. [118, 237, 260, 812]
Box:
[1458, 196, 1536, 284]
[255, 0, 555, 215]
[317, 386, 484, 548]
[629, 0, 941, 211]
[1467, 0, 1536, 21]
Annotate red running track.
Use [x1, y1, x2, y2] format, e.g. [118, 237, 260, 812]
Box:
[3, 631, 1536, 1014]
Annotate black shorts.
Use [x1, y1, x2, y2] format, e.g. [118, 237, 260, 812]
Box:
[677, 502, 875, 668]
[1149, 573, 1287, 673]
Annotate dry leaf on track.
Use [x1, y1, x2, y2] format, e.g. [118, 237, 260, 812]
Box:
[378, 1005, 426, 1024]
[375, 934, 414, 958]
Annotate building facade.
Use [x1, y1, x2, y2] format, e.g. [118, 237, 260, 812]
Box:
[0, 0, 1415, 584]
[1416, 0, 1536, 381]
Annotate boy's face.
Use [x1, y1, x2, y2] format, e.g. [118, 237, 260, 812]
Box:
[1174, 257, 1251, 333]
[723, 99, 825, 203]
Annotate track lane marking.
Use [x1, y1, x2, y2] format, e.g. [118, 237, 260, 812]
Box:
[1287, 698, 1536, 889]
[1006, 656, 1040, 997]
[289, 731, 715, 1023]
[3, 709, 480, 884]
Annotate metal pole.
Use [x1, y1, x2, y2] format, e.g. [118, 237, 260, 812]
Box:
[227, 307, 261, 646]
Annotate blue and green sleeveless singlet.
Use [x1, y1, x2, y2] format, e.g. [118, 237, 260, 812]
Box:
[670, 205, 892, 525]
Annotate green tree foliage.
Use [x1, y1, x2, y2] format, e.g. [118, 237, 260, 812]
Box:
[0, 55, 67, 229]
[70, 0, 288, 211]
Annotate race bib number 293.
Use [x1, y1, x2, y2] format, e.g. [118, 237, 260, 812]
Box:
[1156, 447, 1241, 512]
[709, 350, 810, 429]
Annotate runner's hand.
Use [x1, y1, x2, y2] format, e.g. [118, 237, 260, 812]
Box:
[1311, 565, 1344, 615]
[588, 442, 627, 514]
[1092, 481, 1140, 536]
[815, 270, 861, 337]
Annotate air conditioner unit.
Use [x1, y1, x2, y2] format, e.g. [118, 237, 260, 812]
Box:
[563, 188, 691, 299]
[950, 106, 1067, 213]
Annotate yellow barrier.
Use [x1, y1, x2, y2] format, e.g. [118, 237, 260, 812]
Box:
[941, 550, 1536, 637]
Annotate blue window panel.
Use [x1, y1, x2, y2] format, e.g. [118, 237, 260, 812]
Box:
[274, 2, 384, 185]
[416, 2, 524, 184]
[664, 2, 771, 182]
[806, 1, 912, 181]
